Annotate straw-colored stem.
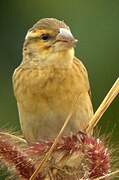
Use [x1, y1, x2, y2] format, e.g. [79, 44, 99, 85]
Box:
[29, 96, 79, 180]
[86, 78, 119, 134]
[0, 132, 27, 144]
[94, 169, 119, 180]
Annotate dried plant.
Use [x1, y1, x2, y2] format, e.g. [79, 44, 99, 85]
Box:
[0, 131, 112, 179]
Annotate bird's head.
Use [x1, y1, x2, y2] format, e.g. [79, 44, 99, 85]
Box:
[23, 18, 78, 67]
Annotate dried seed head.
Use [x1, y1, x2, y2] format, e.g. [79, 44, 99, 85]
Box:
[25, 132, 111, 179]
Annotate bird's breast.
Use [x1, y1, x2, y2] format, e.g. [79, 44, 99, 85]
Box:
[13, 63, 88, 114]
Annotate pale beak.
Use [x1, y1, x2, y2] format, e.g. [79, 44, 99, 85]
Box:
[56, 28, 78, 47]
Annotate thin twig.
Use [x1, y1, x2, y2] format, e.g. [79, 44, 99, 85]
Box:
[94, 169, 119, 180]
[29, 95, 79, 180]
[0, 132, 27, 144]
[86, 78, 119, 134]
[48, 170, 54, 180]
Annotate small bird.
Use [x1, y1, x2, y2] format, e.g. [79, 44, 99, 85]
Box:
[13, 18, 93, 144]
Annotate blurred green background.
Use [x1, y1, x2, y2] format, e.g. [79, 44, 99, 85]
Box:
[0, 0, 119, 140]
[0, 0, 119, 179]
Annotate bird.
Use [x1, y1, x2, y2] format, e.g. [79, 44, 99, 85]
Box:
[12, 18, 94, 144]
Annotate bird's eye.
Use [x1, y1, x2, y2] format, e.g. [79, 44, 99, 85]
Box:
[40, 34, 51, 41]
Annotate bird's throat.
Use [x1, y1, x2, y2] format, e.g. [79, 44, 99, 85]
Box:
[45, 48, 74, 68]
[23, 47, 74, 69]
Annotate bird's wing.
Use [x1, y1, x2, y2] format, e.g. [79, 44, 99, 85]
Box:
[73, 57, 92, 100]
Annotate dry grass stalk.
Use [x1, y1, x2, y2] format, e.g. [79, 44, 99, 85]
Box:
[94, 169, 119, 180]
[0, 131, 27, 144]
[30, 78, 119, 180]
[86, 77, 119, 133]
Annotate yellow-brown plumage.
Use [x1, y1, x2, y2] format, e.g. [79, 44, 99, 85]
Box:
[13, 18, 93, 143]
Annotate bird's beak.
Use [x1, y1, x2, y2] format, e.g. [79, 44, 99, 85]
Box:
[56, 28, 78, 47]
